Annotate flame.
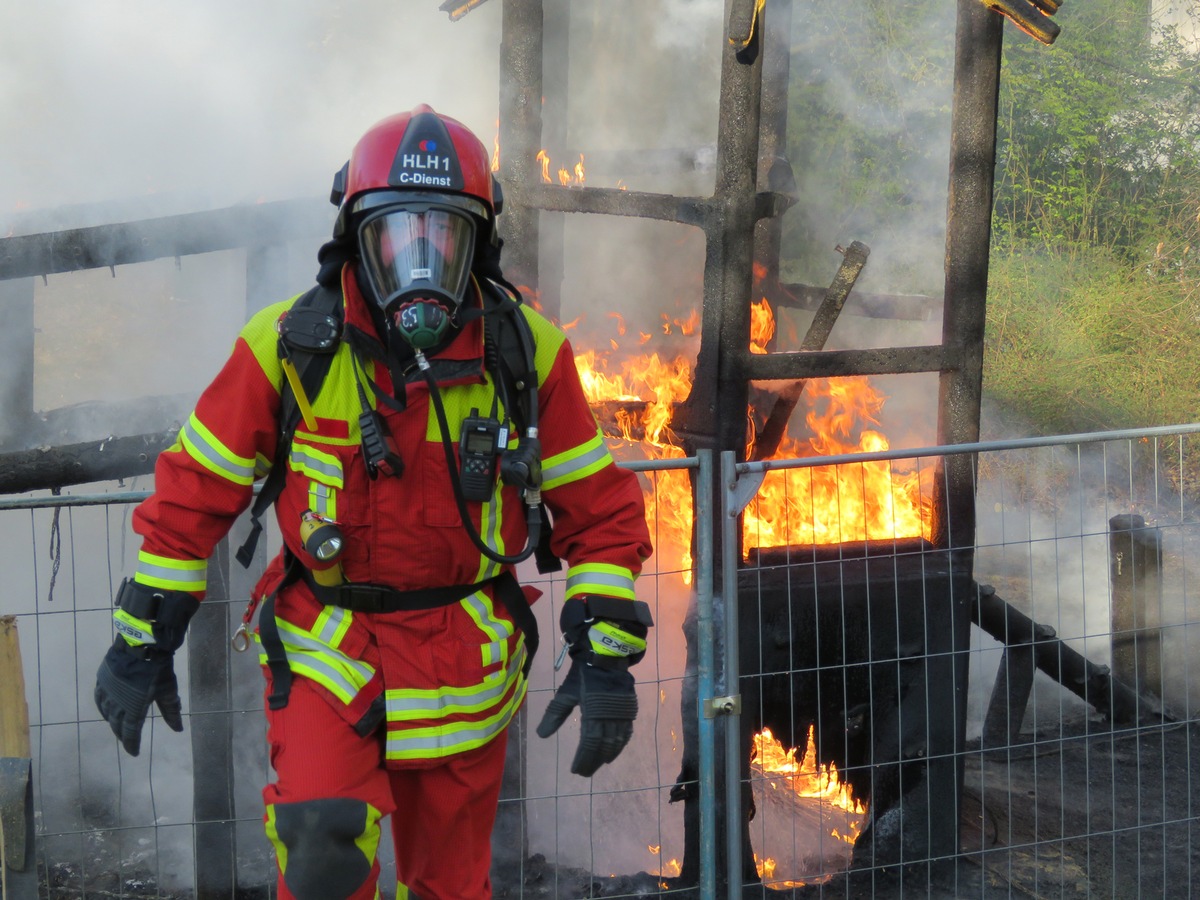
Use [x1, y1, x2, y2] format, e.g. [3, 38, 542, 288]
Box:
[491, 122, 500, 172]
[575, 297, 934, 587]
[749, 298, 774, 354]
[647, 844, 682, 880]
[752, 727, 865, 825]
[744, 378, 933, 549]
[749, 722, 868, 888]
[538, 150, 586, 187]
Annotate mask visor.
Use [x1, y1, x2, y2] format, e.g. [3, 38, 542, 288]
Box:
[358, 206, 476, 312]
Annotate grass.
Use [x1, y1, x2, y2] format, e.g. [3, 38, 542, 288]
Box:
[983, 241, 1200, 497]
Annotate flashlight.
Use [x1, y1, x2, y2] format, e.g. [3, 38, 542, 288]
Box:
[299, 511, 344, 586]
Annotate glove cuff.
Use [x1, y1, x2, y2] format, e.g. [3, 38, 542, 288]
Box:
[560, 596, 654, 668]
[114, 578, 199, 654]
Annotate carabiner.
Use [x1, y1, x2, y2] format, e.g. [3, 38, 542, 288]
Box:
[231, 623, 251, 653]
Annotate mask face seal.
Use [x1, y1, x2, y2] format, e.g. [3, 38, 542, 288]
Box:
[357, 203, 477, 331]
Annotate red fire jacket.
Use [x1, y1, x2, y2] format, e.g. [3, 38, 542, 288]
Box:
[128, 267, 653, 764]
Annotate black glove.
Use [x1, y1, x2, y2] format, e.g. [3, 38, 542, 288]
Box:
[94, 579, 198, 757]
[535, 595, 653, 777]
[536, 659, 638, 776]
[95, 639, 183, 756]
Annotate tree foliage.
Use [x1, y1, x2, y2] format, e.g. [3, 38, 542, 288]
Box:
[995, 0, 1200, 260]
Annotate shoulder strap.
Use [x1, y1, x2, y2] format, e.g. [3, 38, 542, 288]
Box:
[479, 281, 563, 575]
[236, 284, 344, 569]
[478, 280, 537, 435]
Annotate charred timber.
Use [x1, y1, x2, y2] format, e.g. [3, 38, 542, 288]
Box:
[745, 344, 953, 380]
[0, 198, 330, 281]
[972, 583, 1167, 726]
[521, 183, 794, 230]
[769, 281, 939, 322]
[1, 394, 192, 455]
[753, 242, 869, 461]
[0, 430, 175, 495]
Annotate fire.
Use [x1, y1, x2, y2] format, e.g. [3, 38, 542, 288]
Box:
[744, 377, 932, 548]
[537, 150, 586, 187]
[747, 727, 865, 887]
[574, 297, 933, 584]
[647, 845, 681, 880]
[749, 298, 774, 354]
[751, 726, 865, 832]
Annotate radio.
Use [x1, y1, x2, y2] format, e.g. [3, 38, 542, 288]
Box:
[459, 411, 506, 502]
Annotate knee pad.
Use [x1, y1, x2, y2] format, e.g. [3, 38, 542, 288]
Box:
[266, 797, 382, 899]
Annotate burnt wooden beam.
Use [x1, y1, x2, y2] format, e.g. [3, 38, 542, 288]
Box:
[770, 281, 939, 322]
[0, 198, 330, 282]
[934, 0, 1002, 554]
[752, 241, 870, 460]
[0, 430, 175, 495]
[744, 344, 950, 380]
[973, 584, 1167, 727]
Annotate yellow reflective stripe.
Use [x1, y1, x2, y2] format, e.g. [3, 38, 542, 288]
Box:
[589, 620, 646, 657]
[312, 605, 353, 647]
[264, 801, 383, 884]
[258, 620, 374, 705]
[180, 413, 256, 485]
[565, 562, 637, 600]
[385, 666, 527, 761]
[541, 429, 613, 491]
[136, 552, 206, 592]
[474, 496, 505, 581]
[254, 453, 273, 479]
[289, 442, 344, 488]
[264, 805, 286, 872]
[384, 641, 526, 721]
[113, 609, 154, 646]
[461, 590, 513, 673]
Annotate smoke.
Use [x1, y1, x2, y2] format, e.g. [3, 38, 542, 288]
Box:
[0, 2, 503, 230]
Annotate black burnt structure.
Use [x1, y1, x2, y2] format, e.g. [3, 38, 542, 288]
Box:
[492, 0, 1001, 891]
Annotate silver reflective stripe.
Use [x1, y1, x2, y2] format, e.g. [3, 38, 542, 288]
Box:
[541, 439, 610, 487]
[135, 559, 206, 590]
[385, 677, 528, 758]
[272, 651, 360, 704]
[566, 569, 635, 596]
[276, 623, 373, 695]
[312, 605, 352, 645]
[181, 417, 256, 484]
[384, 642, 525, 720]
[462, 591, 513, 642]
[310, 481, 334, 517]
[477, 498, 503, 580]
[290, 445, 344, 486]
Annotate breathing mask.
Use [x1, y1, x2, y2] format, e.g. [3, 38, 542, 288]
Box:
[355, 196, 483, 349]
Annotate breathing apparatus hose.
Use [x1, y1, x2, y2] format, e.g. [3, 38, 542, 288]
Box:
[414, 349, 541, 566]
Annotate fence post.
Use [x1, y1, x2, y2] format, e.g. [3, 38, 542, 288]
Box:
[190, 539, 237, 897]
[1, 615, 37, 900]
[1108, 514, 1163, 700]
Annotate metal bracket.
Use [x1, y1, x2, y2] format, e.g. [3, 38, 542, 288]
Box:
[703, 694, 742, 718]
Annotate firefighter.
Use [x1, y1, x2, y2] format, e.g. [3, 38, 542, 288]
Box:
[93, 104, 654, 900]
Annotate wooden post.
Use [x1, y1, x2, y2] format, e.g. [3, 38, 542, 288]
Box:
[1109, 514, 1164, 699]
[0, 618, 30, 761]
[1, 615, 37, 898]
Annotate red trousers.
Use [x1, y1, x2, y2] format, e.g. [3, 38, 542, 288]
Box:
[263, 676, 509, 900]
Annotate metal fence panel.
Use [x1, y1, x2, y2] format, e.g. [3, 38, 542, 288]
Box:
[5, 428, 1200, 897]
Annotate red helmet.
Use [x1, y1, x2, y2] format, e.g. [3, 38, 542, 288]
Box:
[330, 105, 501, 314]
